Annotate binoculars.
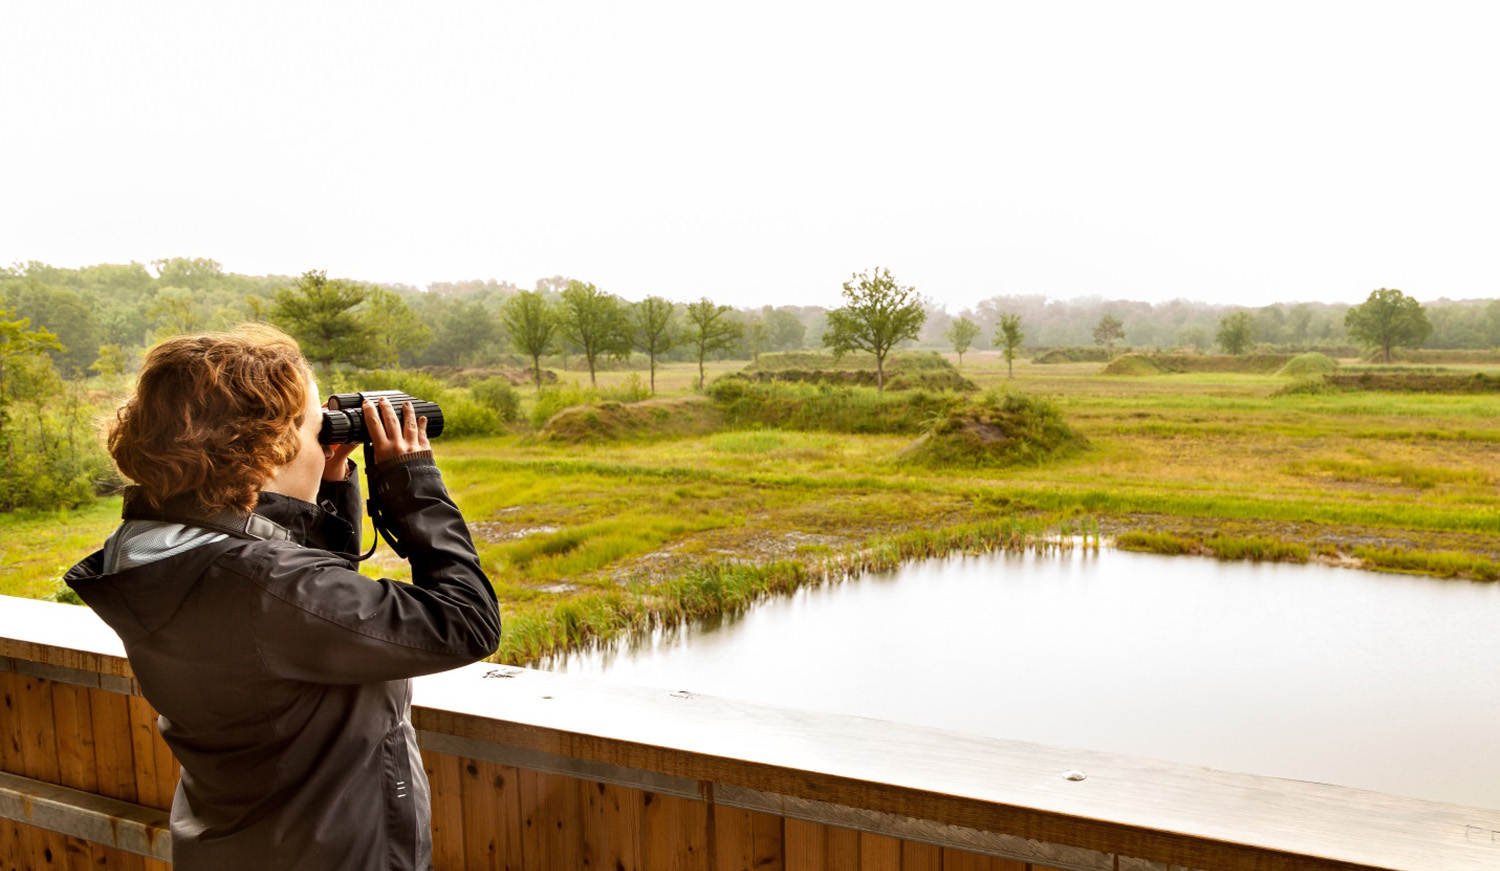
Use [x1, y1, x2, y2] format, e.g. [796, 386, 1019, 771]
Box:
[319, 391, 445, 445]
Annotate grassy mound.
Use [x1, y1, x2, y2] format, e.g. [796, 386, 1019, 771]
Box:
[1275, 353, 1338, 377]
[707, 379, 961, 434]
[1322, 372, 1500, 393]
[1100, 354, 1165, 375]
[1103, 353, 1294, 376]
[1033, 346, 1112, 364]
[750, 350, 957, 373]
[536, 397, 725, 443]
[1384, 349, 1500, 365]
[896, 391, 1088, 469]
[740, 351, 975, 392]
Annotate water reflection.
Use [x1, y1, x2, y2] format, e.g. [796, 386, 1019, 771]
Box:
[549, 548, 1500, 809]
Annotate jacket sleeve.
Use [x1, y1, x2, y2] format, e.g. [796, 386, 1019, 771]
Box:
[308, 461, 362, 555]
[239, 457, 502, 685]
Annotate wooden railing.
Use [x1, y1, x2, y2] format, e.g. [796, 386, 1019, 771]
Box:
[3, 593, 1499, 871]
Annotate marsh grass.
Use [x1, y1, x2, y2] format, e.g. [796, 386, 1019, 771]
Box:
[11, 356, 1500, 665]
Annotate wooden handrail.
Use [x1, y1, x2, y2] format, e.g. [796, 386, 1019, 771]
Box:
[3, 594, 1499, 871]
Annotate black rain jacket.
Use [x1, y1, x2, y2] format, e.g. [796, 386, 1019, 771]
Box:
[64, 456, 501, 871]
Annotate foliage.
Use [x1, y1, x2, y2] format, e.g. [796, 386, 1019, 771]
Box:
[1031, 346, 1112, 364]
[683, 298, 742, 390]
[269, 270, 379, 370]
[944, 316, 980, 366]
[631, 296, 677, 394]
[1102, 353, 1294, 376]
[535, 398, 725, 444]
[470, 378, 522, 423]
[821, 267, 926, 391]
[362, 288, 433, 367]
[1344, 288, 1431, 364]
[896, 390, 1087, 469]
[557, 281, 631, 386]
[1216, 311, 1254, 355]
[995, 313, 1024, 378]
[1092, 314, 1125, 356]
[500, 290, 558, 389]
[707, 379, 961, 434]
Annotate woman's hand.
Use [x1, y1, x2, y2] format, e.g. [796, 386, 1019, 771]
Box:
[364, 396, 431, 466]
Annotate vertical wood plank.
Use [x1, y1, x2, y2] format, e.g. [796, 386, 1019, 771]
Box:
[422, 750, 464, 871]
[825, 827, 860, 871]
[784, 819, 827, 871]
[0, 672, 24, 776]
[460, 756, 503, 871]
[516, 770, 583, 870]
[582, 780, 642, 871]
[1, 815, 27, 871]
[126, 697, 161, 811]
[642, 791, 709, 871]
[750, 809, 785, 871]
[858, 833, 901, 871]
[51, 683, 98, 793]
[61, 835, 93, 871]
[88, 688, 138, 803]
[15, 675, 61, 783]
[899, 841, 941, 871]
[713, 805, 753, 871]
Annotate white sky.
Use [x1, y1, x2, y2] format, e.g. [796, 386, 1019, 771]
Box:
[4, 1, 1498, 311]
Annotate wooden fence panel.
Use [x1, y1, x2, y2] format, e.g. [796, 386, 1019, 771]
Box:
[582, 780, 642, 871]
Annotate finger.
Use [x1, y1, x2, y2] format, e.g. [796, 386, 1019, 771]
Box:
[416, 416, 431, 451]
[402, 402, 419, 439]
[365, 400, 390, 449]
[378, 398, 402, 443]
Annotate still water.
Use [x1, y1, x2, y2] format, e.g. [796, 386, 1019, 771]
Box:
[552, 547, 1500, 809]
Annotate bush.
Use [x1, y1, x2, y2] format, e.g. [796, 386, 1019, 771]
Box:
[708, 379, 962, 435]
[896, 390, 1088, 469]
[1032, 346, 1112, 364]
[470, 377, 521, 423]
[531, 382, 601, 429]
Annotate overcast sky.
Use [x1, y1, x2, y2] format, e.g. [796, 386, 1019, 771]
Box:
[4, 1, 1497, 312]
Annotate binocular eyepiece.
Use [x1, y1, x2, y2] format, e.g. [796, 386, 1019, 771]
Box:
[318, 390, 445, 445]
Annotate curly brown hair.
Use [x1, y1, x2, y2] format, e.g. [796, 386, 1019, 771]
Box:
[109, 324, 312, 512]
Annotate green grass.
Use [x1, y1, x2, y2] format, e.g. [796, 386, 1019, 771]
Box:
[11, 354, 1500, 665]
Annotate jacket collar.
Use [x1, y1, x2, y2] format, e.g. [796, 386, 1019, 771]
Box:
[120, 489, 320, 543]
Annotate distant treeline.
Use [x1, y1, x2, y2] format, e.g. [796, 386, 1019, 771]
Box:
[5, 258, 1500, 375]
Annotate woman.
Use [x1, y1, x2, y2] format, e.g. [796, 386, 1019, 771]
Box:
[65, 324, 501, 871]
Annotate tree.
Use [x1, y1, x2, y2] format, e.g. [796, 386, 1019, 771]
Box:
[1216, 311, 1255, 355]
[362, 289, 433, 368]
[684, 298, 742, 389]
[1344, 288, 1432, 363]
[1092, 314, 1125, 357]
[632, 297, 677, 394]
[764, 308, 806, 352]
[821, 267, 926, 392]
[944, 316, 981, 367]
[995, 314, 1024, 378]
[269, 270, 378, 372]
[500, 291, 558, 389]
[557, 281, 630, 387]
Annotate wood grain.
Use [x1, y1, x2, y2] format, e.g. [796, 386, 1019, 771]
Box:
[583, 780, 642, 871]
[784, 818, 828, 871]
[422, 750, 464, 871]
[86, 688, 137, 804]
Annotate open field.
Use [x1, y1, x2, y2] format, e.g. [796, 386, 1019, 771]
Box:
[6, 352, 1499, 662]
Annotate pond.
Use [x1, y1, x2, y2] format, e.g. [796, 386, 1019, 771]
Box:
[551, 547, 1500, 809]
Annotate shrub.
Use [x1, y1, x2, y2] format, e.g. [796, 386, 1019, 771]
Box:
[896, 390, 1088, 469]
[709, 379, 961, 434]
[470, 377, 521, 423]
[531, 382, 601, 429]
